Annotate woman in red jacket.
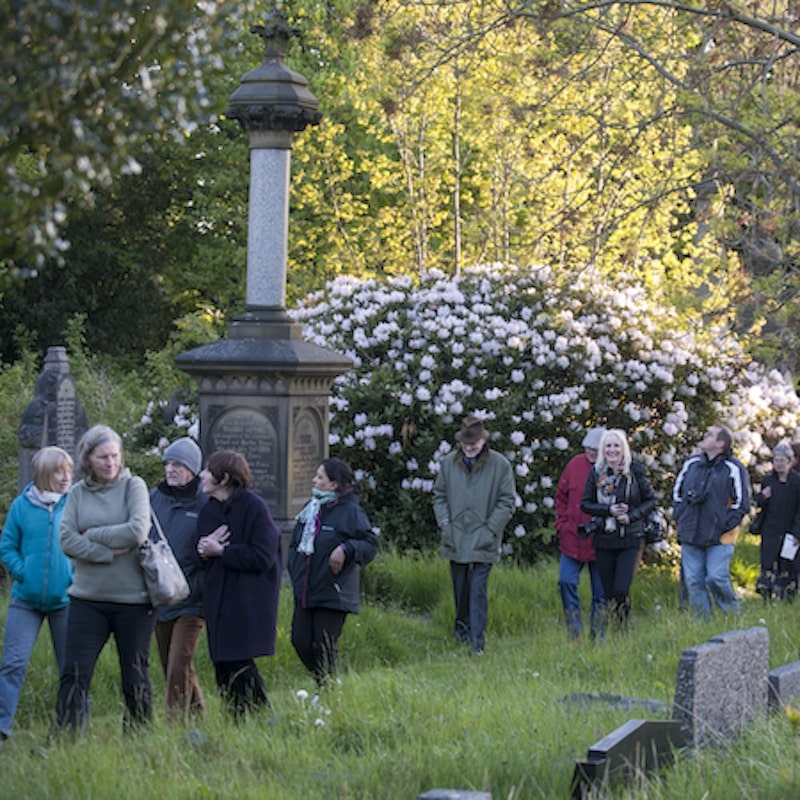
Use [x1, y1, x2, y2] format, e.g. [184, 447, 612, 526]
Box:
[555, 428, 606, 639]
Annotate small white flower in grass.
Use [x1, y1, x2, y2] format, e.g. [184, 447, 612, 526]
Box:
[646, 654, 653, 663]
[296, 689, 309, 701]
[416, 387, 431, 401]
[314, 718, 326, 727]
[515, 463, 529, 477]
[511, 369, 525, 383]
[399, 392, 413, 406]
[514, 525, 526, 538]
[510, 430, 525, 445]
[540, 476, 553, 489]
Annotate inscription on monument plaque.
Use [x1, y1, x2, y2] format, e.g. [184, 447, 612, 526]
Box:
[56, 378, 78, 453]
[291, 408, 324, 516]
[208, 407, 279, 503]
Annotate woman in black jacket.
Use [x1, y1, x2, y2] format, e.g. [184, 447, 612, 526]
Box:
[753, 440, 800, 600]
[288, 457, 378, 689]
[195, 450, 281, 717]
[581, 429, 655, 630]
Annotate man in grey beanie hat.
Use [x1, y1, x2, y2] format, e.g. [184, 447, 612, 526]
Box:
[151, 437, 208, 718]
[162, 437, 203, 477]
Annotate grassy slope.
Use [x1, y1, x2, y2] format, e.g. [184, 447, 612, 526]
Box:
[1, 542, 798, 799]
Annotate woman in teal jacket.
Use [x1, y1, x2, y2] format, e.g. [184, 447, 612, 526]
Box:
[0, 447, 73, 747]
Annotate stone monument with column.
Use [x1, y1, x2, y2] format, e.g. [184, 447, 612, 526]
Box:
[175, 5, 351, 544]
[18, 346, 88, 492]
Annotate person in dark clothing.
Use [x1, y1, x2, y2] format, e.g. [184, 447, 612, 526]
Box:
[288, 457, 378, 689]
[581, 429, 655, 630]
[752, 440, 800, 601]
[196, 450, 281, 717]
[672, 423, 751, 617]
[150, 437, 208, 720]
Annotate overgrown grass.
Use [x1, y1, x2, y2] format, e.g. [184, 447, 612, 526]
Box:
[1, 547, 799, 799]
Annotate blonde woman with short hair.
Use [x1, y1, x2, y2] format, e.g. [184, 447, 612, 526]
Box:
[0, 447, 73, 747]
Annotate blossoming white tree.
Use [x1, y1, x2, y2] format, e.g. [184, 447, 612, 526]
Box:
[296, 264, 800, 560]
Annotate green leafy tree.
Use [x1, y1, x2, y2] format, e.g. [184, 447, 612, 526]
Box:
[0, 0, 250, 275]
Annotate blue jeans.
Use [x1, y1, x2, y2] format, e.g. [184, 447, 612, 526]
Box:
[450, 562, 493, 652]
[681, 543, 740, 616]
[558, 554, 605, 638]
[0, 598, 69, 738]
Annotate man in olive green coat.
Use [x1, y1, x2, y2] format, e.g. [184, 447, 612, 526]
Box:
[432, 416, 516, 654]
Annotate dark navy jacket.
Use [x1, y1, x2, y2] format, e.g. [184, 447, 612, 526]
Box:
[196, 487, 282, 662]
[288, 491, 378, 614]
[672, 450, 751, 547]
[150, 477, 208, 622]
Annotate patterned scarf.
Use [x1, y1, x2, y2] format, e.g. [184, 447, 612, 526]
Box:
[296, 488, 338, 555]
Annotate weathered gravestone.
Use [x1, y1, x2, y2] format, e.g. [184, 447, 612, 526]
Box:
[768, 660, 800, 710]
[672, 626, 769, 748]
[571, 718, 687, 799]
[18, 346, 88, 492]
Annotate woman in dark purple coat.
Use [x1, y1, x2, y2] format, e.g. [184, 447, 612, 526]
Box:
[195, 450, 281, 717]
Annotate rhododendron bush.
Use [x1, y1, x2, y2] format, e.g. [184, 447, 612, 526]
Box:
[294, 264, 800, 561]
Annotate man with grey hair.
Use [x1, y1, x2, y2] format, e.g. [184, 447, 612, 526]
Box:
[673, 423, 751, 616]
[555, 428, 606, 639]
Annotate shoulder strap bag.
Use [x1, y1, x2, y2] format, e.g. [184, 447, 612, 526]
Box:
[140, 511, 190, 607]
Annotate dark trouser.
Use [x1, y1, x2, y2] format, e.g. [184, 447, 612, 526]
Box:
[55, 598, 155, 732]
[155, 615, 206, 719]
[291, 605, 347, 687]
[213, 660, 269, 717]
[595, 546, 642, 628]
[450, 561, 492, 652]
